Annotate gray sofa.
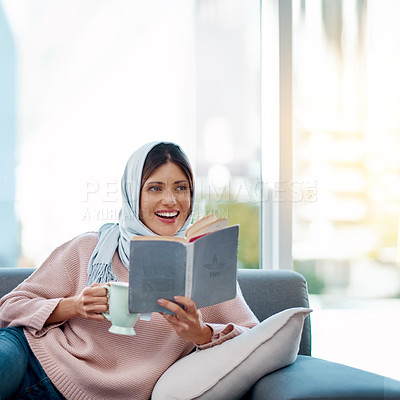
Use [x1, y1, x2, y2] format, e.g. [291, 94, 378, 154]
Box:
[1, 267, 400, 399]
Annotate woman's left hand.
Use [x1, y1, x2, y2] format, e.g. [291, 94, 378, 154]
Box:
[158, 296, 212, 345]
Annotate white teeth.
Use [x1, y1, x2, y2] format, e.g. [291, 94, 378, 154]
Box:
[156, 212, 179, 218]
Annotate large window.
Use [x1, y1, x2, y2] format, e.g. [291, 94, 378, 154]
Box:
[0, 0, 260, 269]
[292, 0, 400, 381]
[293, 0, 400, 299]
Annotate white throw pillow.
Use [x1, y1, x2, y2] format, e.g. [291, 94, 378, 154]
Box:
[152, 307, 312, 400]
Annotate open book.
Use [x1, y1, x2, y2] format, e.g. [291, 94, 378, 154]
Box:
[128, 215, 239, 314]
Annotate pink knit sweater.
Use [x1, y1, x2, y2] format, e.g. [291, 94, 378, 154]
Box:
[0, 233, 258, 400]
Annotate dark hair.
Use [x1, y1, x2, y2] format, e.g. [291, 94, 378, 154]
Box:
[141, 142, 194, 213]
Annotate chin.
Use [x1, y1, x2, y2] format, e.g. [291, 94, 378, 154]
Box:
[149, 223, 179, 236]
[161, 227, 180, 236]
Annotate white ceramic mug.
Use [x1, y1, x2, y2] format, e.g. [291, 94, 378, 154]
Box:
[102, 282, 139, 335]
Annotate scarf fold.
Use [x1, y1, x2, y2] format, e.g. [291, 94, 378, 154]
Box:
[86, 141, 192, 286]
[86, 223, 119, 285]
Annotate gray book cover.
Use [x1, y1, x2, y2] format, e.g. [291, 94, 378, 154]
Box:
[128, 225, 239, 314]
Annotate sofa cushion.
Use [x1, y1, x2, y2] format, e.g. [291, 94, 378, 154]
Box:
[244, 355, 400, 400]
[151, 307, 311, 400]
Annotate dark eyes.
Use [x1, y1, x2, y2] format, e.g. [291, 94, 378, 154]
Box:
[146, 185, 188, 192]
[148, 185, 162, 192]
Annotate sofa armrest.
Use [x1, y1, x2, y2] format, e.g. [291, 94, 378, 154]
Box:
[0, 267, 36, 298]
[237, 269, 311, 356]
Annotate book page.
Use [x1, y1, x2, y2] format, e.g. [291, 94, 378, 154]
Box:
[186, 216, 228, 240]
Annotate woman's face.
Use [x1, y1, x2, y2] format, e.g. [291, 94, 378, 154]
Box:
[139, 162, 191, 236]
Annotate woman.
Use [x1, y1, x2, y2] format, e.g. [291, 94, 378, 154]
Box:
[0, 141, 258, 400]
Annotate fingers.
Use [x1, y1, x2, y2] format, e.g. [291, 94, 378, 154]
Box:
[78, 284, 109, 320]
[88, 283, 109, 296]
[87, 312, 107, 321]
[157, 296, 196, 317]
[157, 296, 199, 328]
[81, 287, 108, 305]
[157, 297, 211, 344]
[173, 296, 197, 313]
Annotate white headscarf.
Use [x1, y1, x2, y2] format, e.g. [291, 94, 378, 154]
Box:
[87, 141, 193, 285]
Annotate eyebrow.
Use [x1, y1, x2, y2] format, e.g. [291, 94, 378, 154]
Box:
[145, 181, 164, 185]
[145, 180, 189, 185]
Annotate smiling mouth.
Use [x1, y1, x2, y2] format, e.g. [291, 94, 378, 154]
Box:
[155, 211, 180, 219]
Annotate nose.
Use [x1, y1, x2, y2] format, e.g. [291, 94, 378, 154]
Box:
[161, 188, 176, 206]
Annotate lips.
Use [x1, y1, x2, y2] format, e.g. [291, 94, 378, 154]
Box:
[155, 210, 180, 222]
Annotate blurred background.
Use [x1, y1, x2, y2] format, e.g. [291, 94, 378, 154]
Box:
[1, 0, 399, 382]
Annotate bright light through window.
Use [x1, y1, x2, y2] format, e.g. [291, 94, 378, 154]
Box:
[0, 0, 260, 269]
[292, 0, 400, 381]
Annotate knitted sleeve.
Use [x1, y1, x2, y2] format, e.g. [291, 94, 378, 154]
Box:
[0, 233, 95, 337]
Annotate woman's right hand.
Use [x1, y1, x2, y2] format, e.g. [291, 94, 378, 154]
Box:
[45, 283, 109, 325]
[74, 283, 109, 321]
